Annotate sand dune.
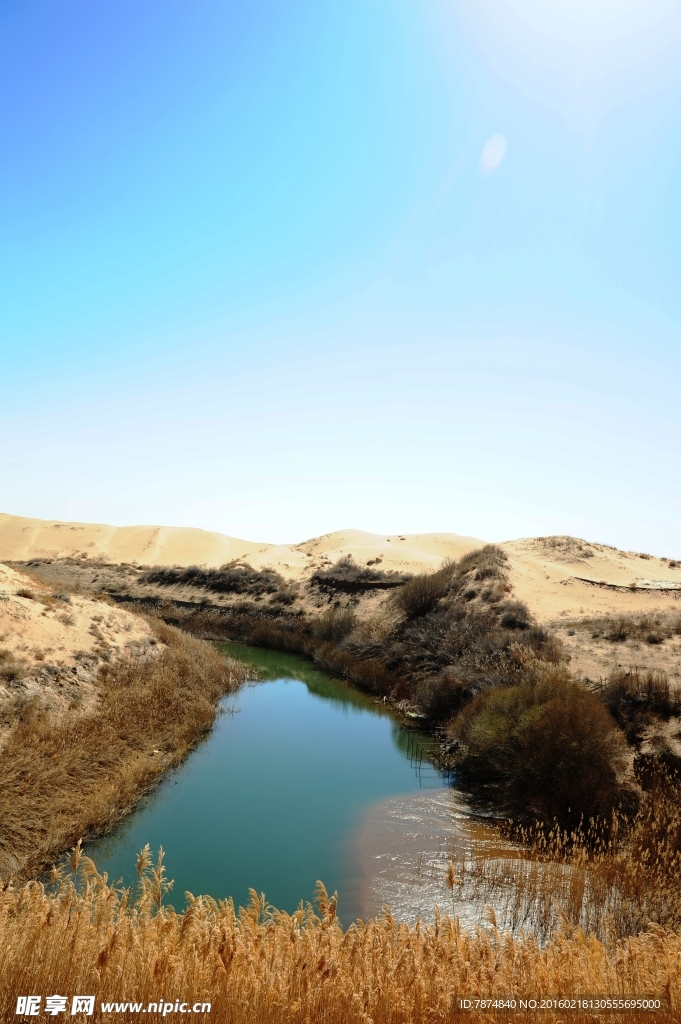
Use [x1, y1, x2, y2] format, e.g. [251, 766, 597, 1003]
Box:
[0, 513, 264, 568]
[0, 513, 483, 577]
[295, 528, 485, 574]
[1, 514, 679, 628]
[503, 536, 681, 623]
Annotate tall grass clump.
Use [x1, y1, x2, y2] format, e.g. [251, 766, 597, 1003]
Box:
[445, 764, 681, 942]
[312, 605, 357, 642]
[0, 621, 245, 881]
[0, 850, 678, 1023]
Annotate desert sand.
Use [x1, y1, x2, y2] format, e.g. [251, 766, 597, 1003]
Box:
[1, 512, 679, 631]
[0, 562, 156, 741]
[503, 535, 681, 622]
[0, 513, 483, 576]
[0, 513, 265, 568]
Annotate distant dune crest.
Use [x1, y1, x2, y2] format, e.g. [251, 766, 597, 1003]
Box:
[1, 513, 679, 627]
[0, 513, 482, 575]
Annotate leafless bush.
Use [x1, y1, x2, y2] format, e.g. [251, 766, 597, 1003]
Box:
[313, 606, 357, 643]
[600, 668, 681, 745]
[396, 566, 452, 618]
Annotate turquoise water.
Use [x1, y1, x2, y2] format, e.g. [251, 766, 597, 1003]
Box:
[86, 644, 445, 924]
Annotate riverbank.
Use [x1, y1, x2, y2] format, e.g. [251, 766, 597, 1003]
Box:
[0, 619, 246, 881]
[0, 562, 156, 746]
[16, 545, 681, 823]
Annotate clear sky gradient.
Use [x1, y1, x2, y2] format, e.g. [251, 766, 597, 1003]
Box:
[2, 0, 680, 553]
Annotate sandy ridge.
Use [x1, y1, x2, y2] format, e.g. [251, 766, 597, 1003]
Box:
[2, 513, 680, 629]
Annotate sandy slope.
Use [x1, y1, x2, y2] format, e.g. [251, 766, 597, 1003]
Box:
[502, 536, 681, 623]
[0, 513, 483, 576]
[0, 513, 264, 568]
[0, 563, 155, 741]
[2, 513, 679, 627]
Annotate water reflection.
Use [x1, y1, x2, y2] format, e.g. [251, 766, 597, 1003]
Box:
[85, 643, 448, 924]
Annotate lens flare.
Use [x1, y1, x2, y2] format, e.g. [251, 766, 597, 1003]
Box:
[480, 134, 507, 174]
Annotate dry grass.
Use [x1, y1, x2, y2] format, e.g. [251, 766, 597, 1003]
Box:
[599, 668, 681, 746]
[447, 767, 681, 943]
[575, 612, 681, 646]
[0, 646, 26, 683]
[0, 621, 245, 881]
[396, 563, 453, 618]
[141, 562, 285, 596]
[313, 605, 357, 642]
[0, 853, 678, 1023]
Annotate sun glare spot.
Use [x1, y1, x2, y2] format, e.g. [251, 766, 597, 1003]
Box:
[480, 134, 507, 175]
[455, 0, 681, 129]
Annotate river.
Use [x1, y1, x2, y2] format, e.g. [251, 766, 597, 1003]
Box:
[85, 645, 443, 920]
[87, 643, 528, 928]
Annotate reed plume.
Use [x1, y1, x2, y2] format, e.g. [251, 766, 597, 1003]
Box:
[0, 852, 677, 1023]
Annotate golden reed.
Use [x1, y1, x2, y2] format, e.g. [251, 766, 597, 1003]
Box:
[0, 846, 678, 1023]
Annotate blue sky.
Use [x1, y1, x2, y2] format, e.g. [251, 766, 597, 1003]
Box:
[2, 0, 681, 552]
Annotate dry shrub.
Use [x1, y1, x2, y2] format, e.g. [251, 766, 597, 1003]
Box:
[396, 565, 452, 618]
[498, 600, 531, 630]
[312, 641, 396, 696]
[0, 854, 678, 1024]
[0, 648, 25, 684]
[456, 544, 508, 576]
[601, 669, 681, 746]
[311, 555, 408, 593]
[415, 668, 472, 723]
[313, 605, 356, 642]
[141, 562, 284, 596]
[583, 612, 681, 644]
[0, 622, 245, 881]
[451, 670, 631, 823]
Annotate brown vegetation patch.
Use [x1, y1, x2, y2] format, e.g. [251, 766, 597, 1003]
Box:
[396, 562, 452, 617]
[580, 612, 681, 645]
[310, 554, 409, 593]
[597, 668, 681, 753]
[0, 861, 679, 1023]
[533, 535, 597, 560]
[450, 662, 632, 823]
[0, 622, 245, 881]
[141, 562, 285, 596]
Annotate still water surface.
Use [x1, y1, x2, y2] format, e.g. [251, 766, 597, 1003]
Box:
[87, 644, 446, 923]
